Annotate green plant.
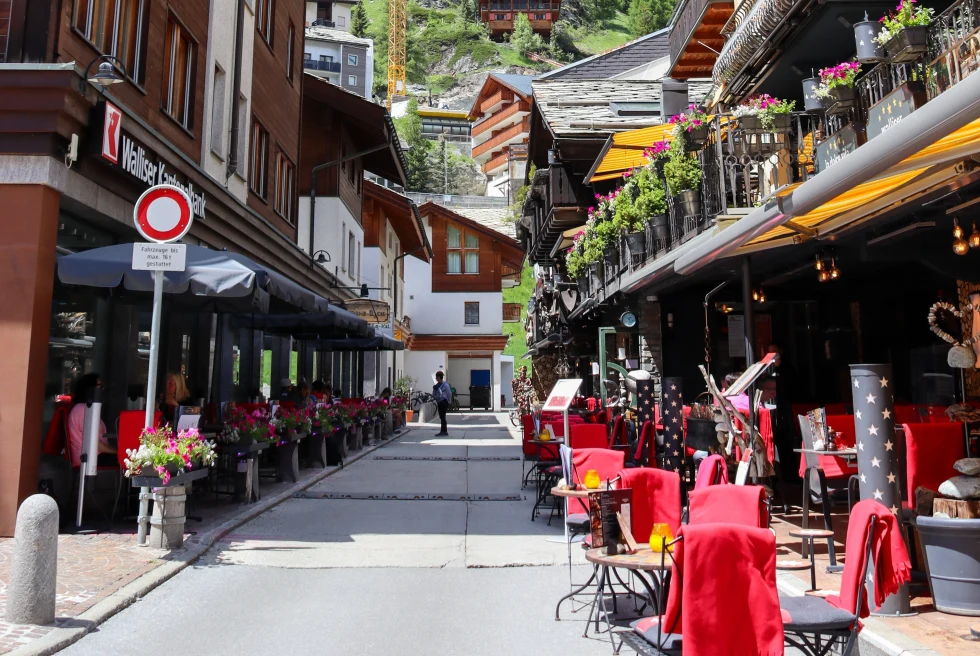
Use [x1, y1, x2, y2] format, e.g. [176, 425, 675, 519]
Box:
[124, 426, 217, 484]
[613, 181, 642, 233]
[874, 0, 935, 46]
[814, 61, 861, 98]
[401, 97, 433, 192]
[593, 217, 620, 249]
[669, 104, 709, 136]
[632, 166, 667, 219]
[394, 375, 417, 396]
[581, 233, 603, 265]
[663, 139, 702, 196]
[732, 94, 796, 130]
[627, 0, 674, 38]
[565, 247, 586, 278]
[512, 13, 545, 55]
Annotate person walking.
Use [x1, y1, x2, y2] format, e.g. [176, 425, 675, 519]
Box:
[432, 371, 452, 436]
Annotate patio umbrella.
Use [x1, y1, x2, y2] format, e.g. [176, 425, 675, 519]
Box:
[231, 307, 372, 339]
[56, 244, 328, 314]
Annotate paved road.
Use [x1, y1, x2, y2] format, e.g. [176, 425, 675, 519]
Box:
[62, 413, 617, 655]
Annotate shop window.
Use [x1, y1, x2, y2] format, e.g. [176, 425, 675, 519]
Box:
[447, 224, 479, 274]
[210, 65, 226, 157]
[274, 149, 295, 222]
[249, 119, 269, 197]
[256, 0, 274, 46]
[464, 302, 480, 325]
[162, 15, 195, 130]
[286, 22, 295, 82]
[73, 0, 148, 84]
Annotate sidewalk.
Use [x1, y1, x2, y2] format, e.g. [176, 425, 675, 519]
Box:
[0, 429, 405, 656]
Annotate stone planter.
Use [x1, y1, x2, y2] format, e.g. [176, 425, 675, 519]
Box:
[625, 230, 646, 256]
[148, 485, 187, 550]
[885, 26, 928, 64]
[276, 439, 300, 483]
[384, 411, 393, 438]
[373, 421, 382, 444]
[914, 516, 980, 616]
[308, 431, 327, 468]
[327, 428, 345, 466]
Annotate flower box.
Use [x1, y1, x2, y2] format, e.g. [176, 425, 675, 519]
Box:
[683, 125, 708, 151]
[825, 86, 856, 115]
[885, 25, 928, 64]
[626, 231, 646, 256]
[738, 115, 764, 133]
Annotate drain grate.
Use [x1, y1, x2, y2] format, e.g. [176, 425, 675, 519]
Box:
[372, 455, 520, 462]
[294, 492, 524, 501]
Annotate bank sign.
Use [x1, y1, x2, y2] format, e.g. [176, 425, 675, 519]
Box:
[101, 102, 207, 219]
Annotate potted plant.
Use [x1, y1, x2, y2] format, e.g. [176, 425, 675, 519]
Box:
[613, 177, 644, 256]
[581, 231, 604, 288]
[123, 425, 217, 485]
[645, 141, 671, 179]
[669, 104, 709, 151]
[802, 77, 824, 112]
[635, 166, 668, 242]
[813, 62, 861, 115]
[874, 0, 934, 64]
[223, 406, 276, 447]
[663, 139, 703, 222]
[565, 239, 588, 293]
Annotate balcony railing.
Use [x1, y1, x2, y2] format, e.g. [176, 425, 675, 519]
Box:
[482, 2, 561, 11]
[472, 118, 529, 158]
[482, 150, 513, 175]
[503, 303, 523, 322]
[304, 59, 341, 73]
[472, 100, 531, 138]
[480, 89, 507, 114]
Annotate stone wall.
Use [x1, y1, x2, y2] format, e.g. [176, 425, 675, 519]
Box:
[639, 300, 664, 400]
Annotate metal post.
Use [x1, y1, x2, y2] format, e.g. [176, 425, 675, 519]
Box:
[137, 269, 164, 546]
[741, 257, 756, 464]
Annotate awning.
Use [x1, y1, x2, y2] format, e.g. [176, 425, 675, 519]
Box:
[673, 70, 980, 277]
[550, 225, 587, 258]
[57, 244, 332, 314]
[321, 335, 404, 351]
[231, 307, 371, 338]
[586, 124, 674, 183]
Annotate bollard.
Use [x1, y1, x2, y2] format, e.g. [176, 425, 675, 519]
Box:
[6, 495, 58, 625]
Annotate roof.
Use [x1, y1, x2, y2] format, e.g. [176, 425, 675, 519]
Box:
[302, 74, 406, 186]
[468, 73, 537, 119]
[363, 180, 433, 262]
[532, 79, 713, 137]
[449, 207, 517, 240]
[539, 28, 671, 81]
[418, 108, 471, 121]
[416, 201, 525, 270]
[305, 25, 373, 48]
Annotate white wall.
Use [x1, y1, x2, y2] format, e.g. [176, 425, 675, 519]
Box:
[297, 196, 362, 286]
[406, 288, 503, 336]
[501, 355, 515, 407]
[448, 357, 491, 409]
[202, 0, 254, 202]
[332, 3, 352, 30]
[303, 40, 342, 86]
[404, 351, 446, 395]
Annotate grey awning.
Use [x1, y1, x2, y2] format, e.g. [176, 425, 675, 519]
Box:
[231, 308, 371, 338]
[673, 70, 980, 278]
[321, 334, 404, 351]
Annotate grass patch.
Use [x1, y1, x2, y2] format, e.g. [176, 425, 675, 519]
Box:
[426, 74, 456, 94]
[502, 264, 534, 376]
[570, 11, 633, 56]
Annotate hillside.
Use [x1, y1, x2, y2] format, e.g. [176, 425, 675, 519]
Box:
[359, 0, 642, 111]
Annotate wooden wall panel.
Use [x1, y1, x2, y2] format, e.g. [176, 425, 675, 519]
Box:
[430, 214, 501, 294]
[297, 95, 362, 225]
[55, 0, 209, 163]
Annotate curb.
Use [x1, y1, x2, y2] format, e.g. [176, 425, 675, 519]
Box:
[8, 428, 414, 656]
[776, 571, 942, 656]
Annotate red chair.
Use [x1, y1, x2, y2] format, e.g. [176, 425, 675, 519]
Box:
[631, 420, 656, 468]
[824, 414, 856, 448]
[609, 414, 627, 448]
[694, 454, 728, 489]
[824, 402, 849, 415]
[903, 423, 964, 508]
[42, 404, 72, 461]
[689, 484, 768, 528]
[617, 468, 681, 543]
[894, 405, 925, 426]
[926, 406, 949, 423]
[522, 415, 558, 489]
[567, 448, 626, 516]
[569, 423, 608, 450]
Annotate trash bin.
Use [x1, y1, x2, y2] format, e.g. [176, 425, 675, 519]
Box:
[470, 385, 491, 411]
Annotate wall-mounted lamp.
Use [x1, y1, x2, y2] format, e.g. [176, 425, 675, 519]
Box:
[751, 287, 766, 303]
[313, 249, 332, 265]
[79, 55, 126, 93]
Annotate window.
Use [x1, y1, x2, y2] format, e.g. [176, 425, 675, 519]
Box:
[286, 22, 295, 82]
[210, 65, 226, 156]
[347, 231, 355, 274]
[256, 0, 273, 45]
[337, 15, 346, 27]
[73, 0, 147, 84]
[163, 16, 194, 130]
[464, 302, 480, 325]
[447, 224, 479, 274]
[494, 13, 505, 20]
[347, 54, 357, 66]
[348, 74, 357, 86]
[274, 150, 295, 222]
[534, 13, 546, 20]
[249, 119, 269, 197]
[235, 95, 248, 176]
[341, 221, 347, 269]
[320, 54, 333, 62]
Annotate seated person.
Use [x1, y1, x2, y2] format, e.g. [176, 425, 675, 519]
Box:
[68, 373, 117, 467]
[311, 380, 326, 400]
[296, 382, 314, 408]
[159, 372, 190, 426]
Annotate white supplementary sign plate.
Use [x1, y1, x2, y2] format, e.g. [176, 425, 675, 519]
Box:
[133, 243, 186, 271]
[542, 378, 583, 412]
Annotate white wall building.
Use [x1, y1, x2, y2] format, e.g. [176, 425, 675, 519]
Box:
[305, 0, 357, 31]
[303, 25, 373, 99]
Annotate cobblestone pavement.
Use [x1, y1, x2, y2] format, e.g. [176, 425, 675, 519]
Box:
[0, 533, 166, 654]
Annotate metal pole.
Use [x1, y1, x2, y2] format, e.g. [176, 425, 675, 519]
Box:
[741, 257, 756, 469]
[137, 269, 164, 546]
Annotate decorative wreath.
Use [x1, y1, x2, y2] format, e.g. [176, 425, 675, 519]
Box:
[927, 301, 980, 346]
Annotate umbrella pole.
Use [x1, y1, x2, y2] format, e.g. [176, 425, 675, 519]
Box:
[138, 269, 165, 546]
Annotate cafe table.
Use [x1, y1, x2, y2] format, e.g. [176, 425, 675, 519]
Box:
[792, 447, 858, 570]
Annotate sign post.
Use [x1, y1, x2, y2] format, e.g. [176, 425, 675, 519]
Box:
[542, 379, 583, 447]
[131, 185, 193, 546]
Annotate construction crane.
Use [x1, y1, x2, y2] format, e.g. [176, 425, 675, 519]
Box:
[387, 0, 406, 109]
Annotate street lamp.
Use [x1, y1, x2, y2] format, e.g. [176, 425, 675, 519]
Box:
[80, 55, 127, 92]
[313, 249, 332, 265]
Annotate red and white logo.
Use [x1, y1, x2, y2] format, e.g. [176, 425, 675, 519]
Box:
[133, 185, 194, 243]
[102, 102, 122, 164]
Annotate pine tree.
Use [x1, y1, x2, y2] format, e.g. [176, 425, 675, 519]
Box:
[628, 0, 675, 38]
[511, 13, 545, 56]
[402, 97, 433, 192]
[350, 3, 368, 37]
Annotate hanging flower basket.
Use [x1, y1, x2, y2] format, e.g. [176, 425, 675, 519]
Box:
[649, 214, 670, 242]
[854, 20, 886, 64]
[802, 78, 824, 113]
[683, 126, 708, 151]
[884, 26, 929, 64]
[825, 85, 857, 115]
[626, 230, 646, 256]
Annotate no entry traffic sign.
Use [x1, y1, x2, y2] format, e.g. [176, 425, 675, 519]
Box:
[134, 184, 193, 243]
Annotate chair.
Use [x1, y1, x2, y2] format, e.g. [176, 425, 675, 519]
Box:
[797, 415, 859, 565]
[621, 524, 783, 655]
[780, 500, 908, 656]
[609, 414, 628, 448]
[630, 420, 656, 468]
[566, 448, 626, 516]
[521, 414, 558, 489]
[689, 484, 769, 528]
[617, 468, 681, 543]
[824, 414, 856, 448]
[903, 422, 964, 505]
[693, 454, 727, 489]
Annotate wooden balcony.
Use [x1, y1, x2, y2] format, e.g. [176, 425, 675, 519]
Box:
[668, 0, 733, 80]
[503, 303, 523, 322]
[481, 149, 513, 175]
[472, 118, 529, 159]
[472, 100, 531, 138]
[480, 89, 507, 114]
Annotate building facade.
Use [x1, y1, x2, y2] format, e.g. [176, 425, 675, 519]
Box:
[303, 25, 372, 99]
[469, 73, 535, 199]
[305, 0, 358, 31]
[478, 0, 562, 36]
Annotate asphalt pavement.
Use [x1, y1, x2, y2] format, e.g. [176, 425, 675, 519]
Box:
[61, 413, 617, 656]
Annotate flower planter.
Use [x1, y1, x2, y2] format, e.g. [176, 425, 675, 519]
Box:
[405, 410, 414, 423]
[683, 125, 708, 151]
[276, 438, 300, 483]
[307, 431, 328, 468]
[855, 20, 886, 63]
[770, 114, 792, 133]
[602, 243, 619, 268]
[673, 189, 701, 219]
[650, 214, 670, 242]
[576, 275, 590, 296]
[885, 26, 928, 64]
[626, 230, 646, 256]
[738, 115, 763, 133]
[914, 515, 980, 616]
[802, 78, 824, 113]
[825, 86, 856, 115]
[589, 261, 604, 288]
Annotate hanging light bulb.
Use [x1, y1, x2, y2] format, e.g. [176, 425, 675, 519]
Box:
[970, 222, 980, 249]
[953, 237, 970, 255]
[815, 254, 824, 271]
[752, 289, 760, 301]
[953, 218, 965, 239]
[818, 269, 831, 283]
[758, 289, 766, 303]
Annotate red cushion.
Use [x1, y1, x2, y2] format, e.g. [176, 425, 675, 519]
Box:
[569, 424, 608, 449]
[567, 448, 626, 514]
[904, 422, 964, 504]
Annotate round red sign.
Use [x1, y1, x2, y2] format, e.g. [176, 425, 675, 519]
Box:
[133, 185, 193, 243]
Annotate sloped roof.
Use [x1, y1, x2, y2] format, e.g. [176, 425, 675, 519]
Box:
[450, 207, 517, 240]
[539, 28, 671, 81]
[305, 25, 373, 48]
[532, 78, 713, 137]
[491, 73, 536, 97]
[416, 202, 524, 270]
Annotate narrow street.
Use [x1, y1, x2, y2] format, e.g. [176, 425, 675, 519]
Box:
[61, 414, 610, 656]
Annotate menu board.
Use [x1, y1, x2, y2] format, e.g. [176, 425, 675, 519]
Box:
[542, 378, 583, 412]
[588, 488, 632, 549]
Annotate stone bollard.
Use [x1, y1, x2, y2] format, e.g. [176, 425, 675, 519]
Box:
[7, 495, 58, 625]
[148, 485, 187, 550]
